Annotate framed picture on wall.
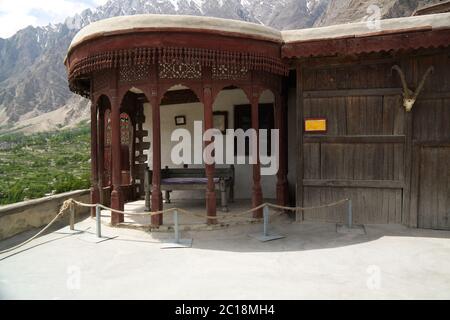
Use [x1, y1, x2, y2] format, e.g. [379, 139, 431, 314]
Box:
[175, 115, 186, 126]
[213, 111, 228, 134]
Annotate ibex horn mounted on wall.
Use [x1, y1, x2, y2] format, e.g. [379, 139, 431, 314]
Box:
[392, 65, 434, 112]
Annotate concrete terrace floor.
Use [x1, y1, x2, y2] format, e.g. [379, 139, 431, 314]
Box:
[1, 213, 450, 299]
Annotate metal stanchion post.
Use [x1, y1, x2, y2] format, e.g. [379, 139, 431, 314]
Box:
[249, 204, 284, 242]
[69, 203, 75, 231]
[77, 203, 117, 243]
[263, 205, 269, 237]
[348, 199, 353, 229]
[174, 210, 179, 244]
[337, 198, 364, 234]
[144, 167, 150, 211]
[96, 204, 101, 238]
[161, 209, 192, 249]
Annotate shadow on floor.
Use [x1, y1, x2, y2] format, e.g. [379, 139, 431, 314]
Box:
[112, 217, 450, 253]
[2, 200, 450, 256]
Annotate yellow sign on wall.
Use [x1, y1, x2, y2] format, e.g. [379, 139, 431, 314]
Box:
[304, 118, 327, 132]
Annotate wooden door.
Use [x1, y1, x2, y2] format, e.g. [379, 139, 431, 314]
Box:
[415, 146, 450, 230]
[410, 98, 450, 230]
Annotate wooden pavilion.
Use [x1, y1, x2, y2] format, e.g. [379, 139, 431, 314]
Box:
[65, 15, 289, 226]
[66, 13, 450, 230]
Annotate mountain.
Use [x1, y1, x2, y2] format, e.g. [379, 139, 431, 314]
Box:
[313, 0, 442, 26]
[0, 0, 442, 133]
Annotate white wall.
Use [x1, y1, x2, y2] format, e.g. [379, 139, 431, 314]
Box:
[142, 87, 277, 200]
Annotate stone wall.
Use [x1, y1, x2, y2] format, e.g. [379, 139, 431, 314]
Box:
[0, 189, 90, 240]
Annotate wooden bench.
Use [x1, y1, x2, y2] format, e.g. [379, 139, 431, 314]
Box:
[144, 166, 235, 212]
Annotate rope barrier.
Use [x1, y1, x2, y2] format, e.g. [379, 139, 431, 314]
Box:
[71, 199, 178, 216]
[267, 198, 349, 212]
[72, 198, 350, 222]
[0, 197, 351, 256]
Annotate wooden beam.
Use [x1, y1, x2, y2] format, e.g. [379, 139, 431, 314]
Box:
[303, 179, 404, 189]
[404, 108, 414, 226]
[303, 88, 402, 98]
[161, 89, 200, 105]
[275, 92, 289, 206]
[135, 141, 151, 149]
[304, 135, 406, 144]
[97, 107, 105, 203]
[151, 93, 163, 226]
[298, 54, 397, 69]
[251, 86, 263, 219]
[90, 102, 99, 217]
[419, 92, 450, 100]
[138, 86, 240, 106]
[134, 130, 149, 138]
[282, 29, 450, 59]
[409, 144, 421, 228]
[203, 70, 217, 224]
[413, 140, 450, 147]
[296, 63, 304, 210]
[110, 95, 124, 224]
[413, 1, 450, 16]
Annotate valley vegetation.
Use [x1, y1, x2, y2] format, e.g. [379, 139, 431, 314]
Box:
[0, 123, 91, 205]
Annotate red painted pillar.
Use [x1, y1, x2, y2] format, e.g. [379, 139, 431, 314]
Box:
[97, 107, 105, 205]
[151, 95, 163, 226]
[251, 92, 263, 218]
[110, 96, 124, 225]
[275, 93, 289, 207]
[90, 102, 100, 217]
[203, 86, 217, 224]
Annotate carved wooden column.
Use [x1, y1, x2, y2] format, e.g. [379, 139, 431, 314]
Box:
[150, 92, 163, 226]
[129, 115, 136, 200]
[251, 88, 263, 218]
[97, 106, 105, 206]
[133, 100, 147, 198]
[90, 101, 100, 217]
[275, 92, 289, 207]
[110, 95, 124, 225]
[203, 83, 217, 224]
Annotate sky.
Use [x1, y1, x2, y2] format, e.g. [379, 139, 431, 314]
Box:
[0, 0, 109, 39]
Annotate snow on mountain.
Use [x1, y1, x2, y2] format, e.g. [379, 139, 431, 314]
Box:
[0, 0, 440, 133]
